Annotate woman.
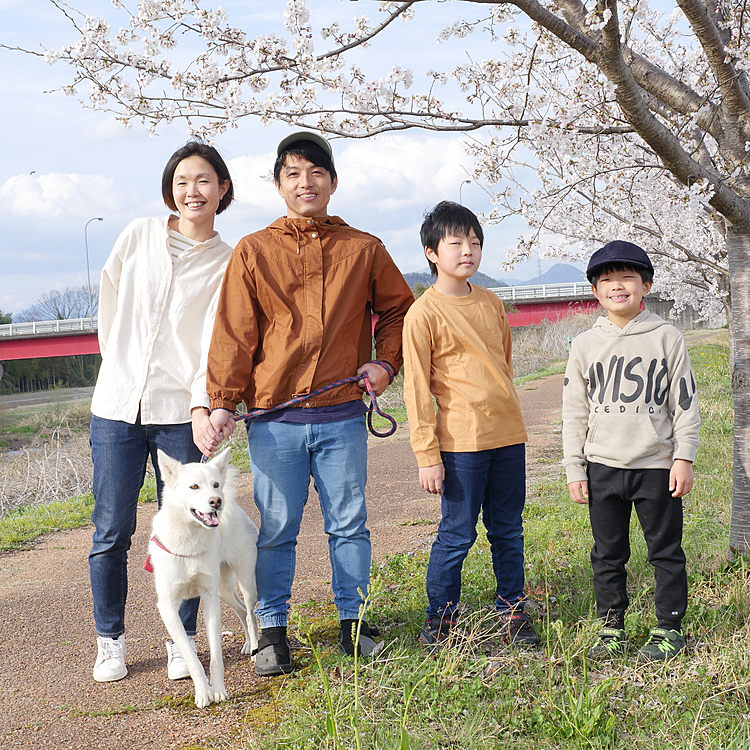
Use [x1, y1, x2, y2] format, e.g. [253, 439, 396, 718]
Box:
[88, 142, 234, 682]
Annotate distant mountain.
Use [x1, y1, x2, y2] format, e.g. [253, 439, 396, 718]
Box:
[402, 270, 506, 288]
[499, 263, 586, 287]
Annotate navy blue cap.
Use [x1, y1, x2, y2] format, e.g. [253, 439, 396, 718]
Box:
[586, 241, 654, 282]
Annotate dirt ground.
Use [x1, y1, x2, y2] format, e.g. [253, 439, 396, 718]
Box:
[0, 374, 564, 750]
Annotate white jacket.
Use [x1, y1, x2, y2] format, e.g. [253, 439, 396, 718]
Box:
[562, 311, 700, 484]
[91, 216, 232, 425]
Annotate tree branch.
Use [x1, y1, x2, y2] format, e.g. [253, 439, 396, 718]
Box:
[677, 0, 750, 126]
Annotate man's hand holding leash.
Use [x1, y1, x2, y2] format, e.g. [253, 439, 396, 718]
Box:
[356, 361, 389, 396]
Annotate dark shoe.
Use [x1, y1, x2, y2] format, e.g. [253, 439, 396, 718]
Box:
[338, 619, 382, 657]
[418, 616, 456, 650]
[588, 627, 628, 659]
[637, 628, 685, 662]
[497, 609, 539, 646]
[255, 627, 293, 676]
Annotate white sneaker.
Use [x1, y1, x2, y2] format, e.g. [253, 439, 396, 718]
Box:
[166, 638, 197, 680]
[93, 635, 127, 682]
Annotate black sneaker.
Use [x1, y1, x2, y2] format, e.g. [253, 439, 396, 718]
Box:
[338, 619, 382, 657]
[255, 626, 293, 676]
[418, 616, 456, 650]
[497, 609, 539, 646]
[588, 627, 628, 659]
[636, 628, 685, 662]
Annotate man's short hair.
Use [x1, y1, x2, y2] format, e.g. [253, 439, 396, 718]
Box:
[420, 201, 484, 277]
[274, 139, 337, 183]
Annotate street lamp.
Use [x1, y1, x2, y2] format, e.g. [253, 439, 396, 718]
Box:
[459, 179, 471, 205]
[84, 217, 104, 325]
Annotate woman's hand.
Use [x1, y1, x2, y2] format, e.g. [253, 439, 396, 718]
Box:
[210, 408, 236, 443]
[191, 407, 229, 458]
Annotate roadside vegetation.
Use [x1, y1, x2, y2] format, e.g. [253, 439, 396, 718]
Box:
[0, 354, 101, 395]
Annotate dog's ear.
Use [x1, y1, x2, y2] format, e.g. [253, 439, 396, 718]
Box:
[157, 449, 182, 488]
[211, 447, 231, 477]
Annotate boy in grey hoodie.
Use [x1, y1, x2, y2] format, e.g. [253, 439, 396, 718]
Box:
[562, 241, 700, 662]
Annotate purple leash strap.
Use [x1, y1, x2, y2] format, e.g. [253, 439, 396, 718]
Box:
[234, 371, 397, 438]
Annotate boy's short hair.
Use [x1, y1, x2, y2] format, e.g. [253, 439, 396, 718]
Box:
[589, 262, 654, 287]
[420, 201, 484, 277]
[586, 240, 654, 286]
[273, 133, 337, 183]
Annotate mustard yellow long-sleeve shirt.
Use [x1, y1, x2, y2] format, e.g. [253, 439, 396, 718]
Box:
[403, 285, 528, 468]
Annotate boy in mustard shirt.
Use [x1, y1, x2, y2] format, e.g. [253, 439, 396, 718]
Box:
[403, 201, 537, 648]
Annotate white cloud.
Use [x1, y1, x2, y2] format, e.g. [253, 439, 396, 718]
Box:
[228, 152, 280, 212]
[335, 134, 471, 212]
[0, 172, 137, 220]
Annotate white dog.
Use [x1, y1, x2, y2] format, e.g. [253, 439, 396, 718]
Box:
[147, 448, 259, 707]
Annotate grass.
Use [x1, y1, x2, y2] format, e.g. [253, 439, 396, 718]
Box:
[0, 330, 742, 748]
[236, 339, 745, 750]
[0, 492, 96, 550]
[0, 477, 158, 552]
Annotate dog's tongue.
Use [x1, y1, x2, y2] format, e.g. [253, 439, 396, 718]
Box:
[196, 510, 220, 527]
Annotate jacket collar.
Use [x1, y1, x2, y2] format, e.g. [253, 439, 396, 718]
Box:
[268, 215, 349, 235]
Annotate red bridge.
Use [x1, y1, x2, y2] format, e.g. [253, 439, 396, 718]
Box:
[0, 283, 599, 362]
[496, 282, 598, 327]
[0, 318, 100, 361]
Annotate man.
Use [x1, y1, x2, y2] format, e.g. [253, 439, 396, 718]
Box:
[206, 132, 413, 675]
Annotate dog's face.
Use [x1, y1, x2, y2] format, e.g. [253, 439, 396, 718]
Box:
[157, 449, 232, 529]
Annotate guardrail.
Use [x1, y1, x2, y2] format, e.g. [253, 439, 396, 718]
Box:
[0, 317, 98, 338]
[488, 282, 593, 301]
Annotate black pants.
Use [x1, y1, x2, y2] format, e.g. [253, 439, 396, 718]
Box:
[587, 462, 687, 628]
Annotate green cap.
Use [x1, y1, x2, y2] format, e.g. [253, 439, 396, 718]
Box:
[276, 131, 334, 161]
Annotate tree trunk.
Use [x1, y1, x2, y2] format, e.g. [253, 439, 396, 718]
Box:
[728, 225, 750, 554]
[724, 295, 734, 372]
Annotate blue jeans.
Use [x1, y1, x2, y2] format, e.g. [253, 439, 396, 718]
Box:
[426, 443, 527, 620]
[89, 414, 201, 638]
[246, 416, 370, 627]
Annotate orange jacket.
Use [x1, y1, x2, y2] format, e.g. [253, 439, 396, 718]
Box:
[207, 215, 413, 411]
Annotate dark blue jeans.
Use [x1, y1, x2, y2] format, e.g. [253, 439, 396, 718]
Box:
[89, 414, 201, 638]
[426, 443, 527, 620]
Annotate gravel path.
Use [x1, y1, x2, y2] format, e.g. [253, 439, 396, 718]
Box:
[0, 374, 563, 750]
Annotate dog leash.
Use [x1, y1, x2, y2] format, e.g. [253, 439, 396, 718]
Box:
[201, 362, 398, 463]
[235, 369, 397, 436]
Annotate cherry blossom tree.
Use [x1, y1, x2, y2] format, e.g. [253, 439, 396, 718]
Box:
[6, 0, 750, 551]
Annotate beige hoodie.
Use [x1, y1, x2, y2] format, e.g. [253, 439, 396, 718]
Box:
[562, 311, 700, 484]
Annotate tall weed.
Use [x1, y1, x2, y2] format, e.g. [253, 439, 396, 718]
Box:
[512, 310, 600, 378]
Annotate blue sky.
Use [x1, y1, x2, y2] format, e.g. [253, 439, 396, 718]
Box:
[0, 0, 573, 317]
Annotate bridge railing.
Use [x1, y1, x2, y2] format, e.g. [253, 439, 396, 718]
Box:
[0, 317, 98, 338]
[488, 282, 593, 301]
